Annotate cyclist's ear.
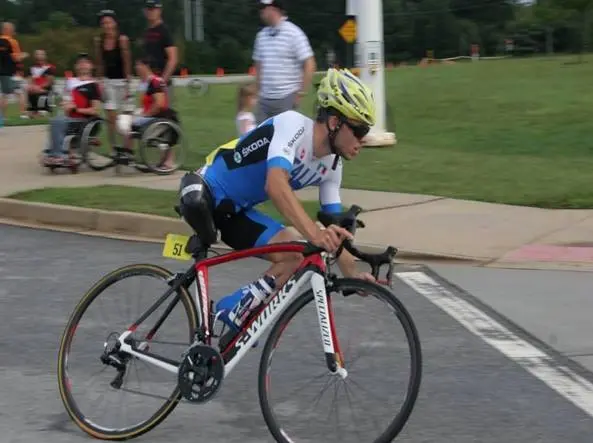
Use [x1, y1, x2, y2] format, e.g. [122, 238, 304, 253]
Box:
[327, 115, 340, 131]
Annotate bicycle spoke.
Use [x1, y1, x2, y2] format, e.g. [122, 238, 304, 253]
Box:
[343, 380, 383, 434]
[270, 371, 329, 405]
[342, 381, 365, 443]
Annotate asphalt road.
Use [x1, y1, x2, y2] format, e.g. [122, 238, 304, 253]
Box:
[1, 224, 593, 443]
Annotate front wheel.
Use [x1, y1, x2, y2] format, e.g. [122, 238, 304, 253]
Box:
[258, 278, 422, 443]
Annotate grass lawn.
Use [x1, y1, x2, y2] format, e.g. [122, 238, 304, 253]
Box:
[8, 185, 321, 225]
[4, 53, 593, 208]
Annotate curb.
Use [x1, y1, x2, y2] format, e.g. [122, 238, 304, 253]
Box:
[0, 198, 484, 264]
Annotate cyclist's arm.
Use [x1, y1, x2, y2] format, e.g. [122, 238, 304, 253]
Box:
[264, 116, 320, 241]
[318, 162, 359, 278]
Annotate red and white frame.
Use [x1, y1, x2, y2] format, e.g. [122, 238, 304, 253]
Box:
[116, 241, 345, 379]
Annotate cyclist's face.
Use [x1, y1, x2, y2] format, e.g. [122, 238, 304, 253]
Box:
[334, 118, 369, 160]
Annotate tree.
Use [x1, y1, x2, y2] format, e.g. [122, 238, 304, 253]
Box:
[550, 0, 593, 60]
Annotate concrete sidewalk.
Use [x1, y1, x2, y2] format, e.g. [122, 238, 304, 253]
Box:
[1, 125, 593, 269]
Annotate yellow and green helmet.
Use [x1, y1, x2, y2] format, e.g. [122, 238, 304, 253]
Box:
[317, 68, 376, 127]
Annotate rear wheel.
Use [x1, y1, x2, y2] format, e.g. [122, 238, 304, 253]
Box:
[57, 264, 198, 440]
[258, 278, 422, 443]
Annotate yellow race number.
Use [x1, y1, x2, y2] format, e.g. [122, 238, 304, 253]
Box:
[162, 233, 192, 261]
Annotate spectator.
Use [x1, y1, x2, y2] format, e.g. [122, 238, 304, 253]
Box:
[142, 0, 178, 105]
[42, 53, 102, 166]
[121, 57, 177, 169]
[253, 0, 316, 124]
[236, 83, 257, 136]
[23, 49, 56, 119]
[0, 22, 28, 128]
[13, 62, 27, 118]
[94, 9, 132, 146]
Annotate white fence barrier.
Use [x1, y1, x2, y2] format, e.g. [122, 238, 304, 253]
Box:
[5, 73, 256, 104]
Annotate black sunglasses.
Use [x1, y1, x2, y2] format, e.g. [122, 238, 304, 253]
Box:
[343, 120, 370, 140]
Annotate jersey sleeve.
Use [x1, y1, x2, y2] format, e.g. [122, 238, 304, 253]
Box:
[318, 159, 343, 214]
[252, 31, 262, 62]
[293, 26, 314, 62]
[266, 112, 307, 172]
[89, 82, 103, 101]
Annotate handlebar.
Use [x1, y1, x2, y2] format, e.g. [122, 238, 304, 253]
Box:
[303, 205, 398, 285]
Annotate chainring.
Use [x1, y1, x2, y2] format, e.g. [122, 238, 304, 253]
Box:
[177, 344, 224, 404]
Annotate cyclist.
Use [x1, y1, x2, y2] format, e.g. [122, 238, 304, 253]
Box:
[178, 68, 376, 332]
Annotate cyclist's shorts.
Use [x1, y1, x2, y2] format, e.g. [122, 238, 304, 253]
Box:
[214, 206, 285, 251]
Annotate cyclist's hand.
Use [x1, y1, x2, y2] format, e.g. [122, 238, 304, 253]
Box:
[312, 224, 353, 252]
[354, 271, 376, 283]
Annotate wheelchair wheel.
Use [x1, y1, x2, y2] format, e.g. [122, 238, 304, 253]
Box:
[138, 119, 187, 175]
[188, 78, 208, 97]
[80, 119, 114, 171]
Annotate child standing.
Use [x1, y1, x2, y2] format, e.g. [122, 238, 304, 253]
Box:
[235, 83, 257, 136]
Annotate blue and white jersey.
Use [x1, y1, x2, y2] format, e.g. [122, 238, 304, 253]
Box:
[199, 110, 343, 214]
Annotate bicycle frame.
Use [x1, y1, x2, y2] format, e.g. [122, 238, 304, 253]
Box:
[115, 240, 345, 380]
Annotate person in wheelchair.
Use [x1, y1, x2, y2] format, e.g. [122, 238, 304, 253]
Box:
[42, 53, 103, 166]
[24, 49, 56, 118]
[122, 56, 177, 168]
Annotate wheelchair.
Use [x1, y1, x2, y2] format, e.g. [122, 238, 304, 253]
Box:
[41, 117, 105, 174]
[94, 112, 187, 175]
[26, 85, 60, 117]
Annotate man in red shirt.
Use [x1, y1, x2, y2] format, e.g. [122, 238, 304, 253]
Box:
[43, 53, 103, 165]
[24, 49, 56, 118]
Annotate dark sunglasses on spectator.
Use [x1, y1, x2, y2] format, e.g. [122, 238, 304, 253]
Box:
[343, 121, 370, 139]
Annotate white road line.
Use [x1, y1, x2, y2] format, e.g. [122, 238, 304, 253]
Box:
[395, 270, 593, 418]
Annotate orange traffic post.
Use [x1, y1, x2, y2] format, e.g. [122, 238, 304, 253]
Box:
[248, 65, 256, 76]
[216, 67, 224, 77]
[471, 44, 480, 60]
[181, 68, 188, 77]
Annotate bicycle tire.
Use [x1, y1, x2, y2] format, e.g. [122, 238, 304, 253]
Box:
[57, 264, 198, 441]
[258, 278, 422, 443]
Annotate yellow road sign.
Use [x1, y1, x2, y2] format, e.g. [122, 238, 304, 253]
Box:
[339, 19, 357, 44]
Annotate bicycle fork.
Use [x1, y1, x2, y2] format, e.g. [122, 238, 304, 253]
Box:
[310, 272, 347, 379]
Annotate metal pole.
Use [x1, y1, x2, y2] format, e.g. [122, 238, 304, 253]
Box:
[184, 0, 192, 40]
[355, 0, 396, 146]
[195, 0, 204, 42]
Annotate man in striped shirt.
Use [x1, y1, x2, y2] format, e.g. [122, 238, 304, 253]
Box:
[253, 0, 316, 125]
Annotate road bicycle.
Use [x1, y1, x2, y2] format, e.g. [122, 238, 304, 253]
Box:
[57, 204, 422, 442]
